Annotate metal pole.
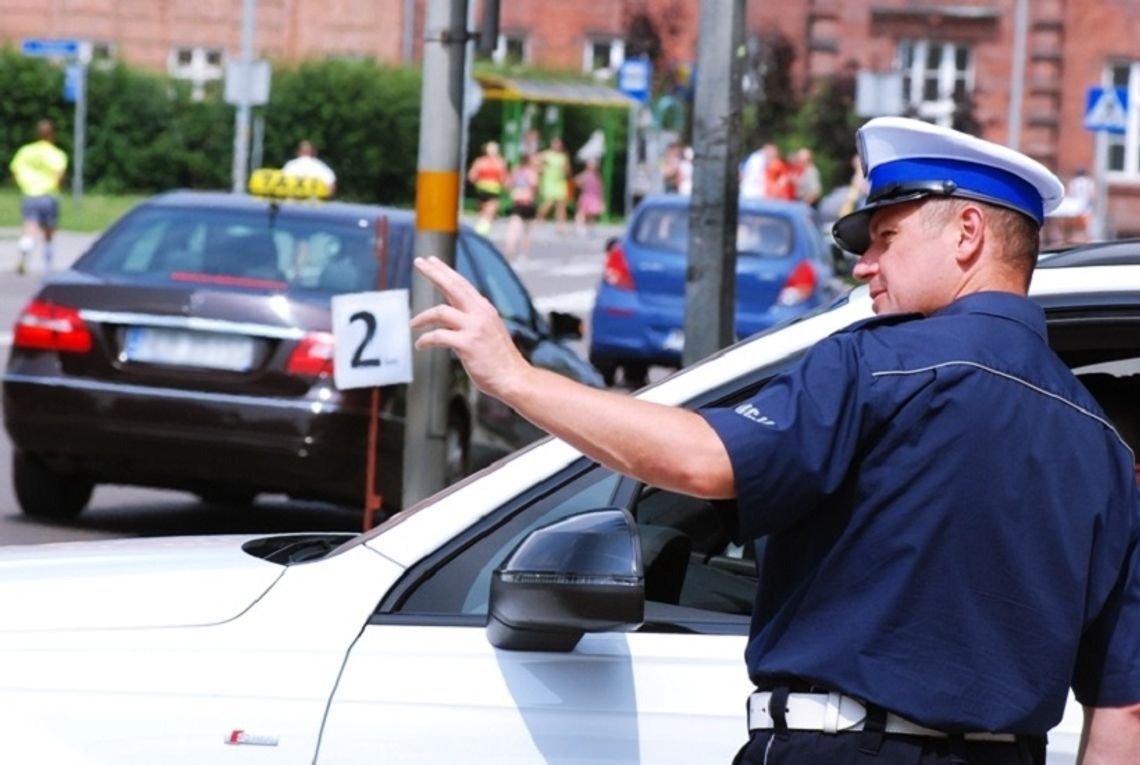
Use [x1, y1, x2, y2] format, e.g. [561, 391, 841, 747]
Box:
[683, 0, 744, 367]
[403, 0, 469, 508]
[232, 0, 256, 193]
[624, 106, 638, 217]
[1093, 129, 1109, 240]
[72, 60, 87, 207]
[1006, 0, 1028, 149]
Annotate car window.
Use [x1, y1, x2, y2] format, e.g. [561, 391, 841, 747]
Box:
[77, 205, 378, 292]
[633, 207, 794, 257]
[391, 466, 622, 616]
[460, 233, 536, 326]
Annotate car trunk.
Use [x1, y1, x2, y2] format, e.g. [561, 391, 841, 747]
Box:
[35, 275, 330, 398]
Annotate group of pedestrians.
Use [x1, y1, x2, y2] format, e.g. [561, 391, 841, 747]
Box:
[739, 142, 822, 206]
[468, 134, 607, 260]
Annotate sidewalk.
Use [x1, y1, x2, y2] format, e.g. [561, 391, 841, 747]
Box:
[0, 228, 95, 275]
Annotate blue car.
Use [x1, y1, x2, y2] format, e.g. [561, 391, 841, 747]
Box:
[589, 194, 842, 387]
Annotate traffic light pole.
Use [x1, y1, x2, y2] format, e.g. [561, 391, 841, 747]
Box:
[403, 0, 470, 508]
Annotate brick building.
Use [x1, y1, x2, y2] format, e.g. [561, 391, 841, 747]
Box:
[5, 0, 1140, 232]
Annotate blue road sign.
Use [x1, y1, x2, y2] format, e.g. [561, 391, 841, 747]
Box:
[1084, 86, 1129, 134]
[617, 58, 652, 104]
[21, 38, 80, 58]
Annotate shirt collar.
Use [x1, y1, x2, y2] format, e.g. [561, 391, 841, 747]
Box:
[932, 291, 1047, 341]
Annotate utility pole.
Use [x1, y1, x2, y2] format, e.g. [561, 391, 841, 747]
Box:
[231, 0, 256, 193]
[1006, 0, 1028, 150]
[683, 0, 745, 366]
[402, 0, 470, 508]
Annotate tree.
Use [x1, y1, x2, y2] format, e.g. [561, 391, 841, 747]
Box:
[739, 28, 799, 149]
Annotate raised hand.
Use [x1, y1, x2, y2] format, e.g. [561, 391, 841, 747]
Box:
[410, 256, 531, 399]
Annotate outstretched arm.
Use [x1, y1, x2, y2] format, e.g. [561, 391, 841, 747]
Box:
[1079, 703, 1140, 764]
[410, 256, 735, 499]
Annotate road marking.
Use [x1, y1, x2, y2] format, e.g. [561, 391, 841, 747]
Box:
[534, 289, 596, 315]
[513, 258, 603, 277]
[0, 331, 10, 347]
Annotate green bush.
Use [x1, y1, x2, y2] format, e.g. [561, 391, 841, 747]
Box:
[0, 50, 425, 204]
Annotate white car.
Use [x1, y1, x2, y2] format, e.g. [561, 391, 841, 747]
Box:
[0, 248, 1137, 764]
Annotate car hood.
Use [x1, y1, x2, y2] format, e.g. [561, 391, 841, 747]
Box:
[0, 535, 284, 633]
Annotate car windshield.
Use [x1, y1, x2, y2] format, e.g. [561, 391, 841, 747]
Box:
[76, 205, 381, 293]
[632, 208, 794, 257]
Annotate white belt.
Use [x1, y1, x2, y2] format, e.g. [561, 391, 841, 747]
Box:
[748, 692, 1017, 743]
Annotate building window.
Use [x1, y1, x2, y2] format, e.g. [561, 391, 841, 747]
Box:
[168, 46, 225, 101]
[896, 39, 973, 127]
[1104, 62, 1140, 178]
[478, 34, 526, 66]
[584, 37, 624, 77]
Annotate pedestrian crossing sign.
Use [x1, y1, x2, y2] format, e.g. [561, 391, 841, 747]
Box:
[1084, 86, 1129, 134]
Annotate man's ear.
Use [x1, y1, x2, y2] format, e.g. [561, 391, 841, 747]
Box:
[955, 204, 986, 263]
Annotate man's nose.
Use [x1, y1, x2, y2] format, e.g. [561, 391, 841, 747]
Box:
[851, 252, 875, 281]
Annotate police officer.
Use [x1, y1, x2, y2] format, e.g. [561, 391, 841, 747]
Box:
[410, 117, 1140, 764]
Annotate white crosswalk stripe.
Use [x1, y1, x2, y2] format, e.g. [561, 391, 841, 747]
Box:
[533, 289, 596, 315]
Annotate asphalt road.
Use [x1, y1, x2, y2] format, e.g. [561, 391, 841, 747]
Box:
[0, 218, 618, 545]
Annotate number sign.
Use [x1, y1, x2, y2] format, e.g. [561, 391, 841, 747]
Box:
[331, 290, 413, 389]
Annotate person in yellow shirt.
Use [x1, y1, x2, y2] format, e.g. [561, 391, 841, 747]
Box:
[9, 120, 68, 275]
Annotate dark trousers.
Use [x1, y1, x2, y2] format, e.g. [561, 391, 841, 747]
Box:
[732, 730, 1045, 765]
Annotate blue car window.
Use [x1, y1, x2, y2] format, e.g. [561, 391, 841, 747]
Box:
[633, 208, 689, 254]
[737, 214, 793, 257]
[633, 207, 794, 258]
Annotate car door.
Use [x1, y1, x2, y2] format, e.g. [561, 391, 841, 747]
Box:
[317, 461, 755, 764]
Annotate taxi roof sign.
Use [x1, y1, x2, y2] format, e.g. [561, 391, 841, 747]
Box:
[248, 168, 332, 200]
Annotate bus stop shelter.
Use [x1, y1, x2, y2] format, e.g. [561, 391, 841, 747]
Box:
[473, 73, 638, 221]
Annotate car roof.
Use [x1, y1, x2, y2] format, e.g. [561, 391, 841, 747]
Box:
[1038, 238, 1140, 268]
[635, 193, 816, 216]
[142, 189, 419, 227]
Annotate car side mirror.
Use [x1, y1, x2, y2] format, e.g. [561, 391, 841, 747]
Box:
[548, 310, 584, 340]
[487, 508, 645, 652]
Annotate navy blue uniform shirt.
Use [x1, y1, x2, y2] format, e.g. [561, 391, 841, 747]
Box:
[700, 291, 1140, 735]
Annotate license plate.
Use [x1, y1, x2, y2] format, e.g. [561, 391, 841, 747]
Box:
[662, 329, 685, 352]
[123, 327, 256, 372]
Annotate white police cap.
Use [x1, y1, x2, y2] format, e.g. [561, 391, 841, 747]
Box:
[832, 117, 1064, 254]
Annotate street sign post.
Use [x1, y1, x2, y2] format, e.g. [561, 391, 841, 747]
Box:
[1084, 86, 1130, 240]
[22, 39, 86, 208]
[617, 57, 652, 104]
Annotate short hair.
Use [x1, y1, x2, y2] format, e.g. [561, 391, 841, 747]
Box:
[36, 119, 55, 141]
[919, 197, 1040, 279]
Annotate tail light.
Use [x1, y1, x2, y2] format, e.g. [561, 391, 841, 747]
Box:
[776, 261, 817, 306]
[13, 300, 93, 353]
[602, 242, 637, 291]
[286, 331, 335, 377]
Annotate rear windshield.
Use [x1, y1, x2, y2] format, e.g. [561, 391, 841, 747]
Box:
[76, 205, 411, 293]
[632, 208, 795, 257]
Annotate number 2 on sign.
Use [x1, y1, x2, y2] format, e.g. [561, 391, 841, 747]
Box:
[331, 290, 414, 389]
[349, 311, 382, 368]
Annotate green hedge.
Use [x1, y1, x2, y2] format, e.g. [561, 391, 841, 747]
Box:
[0, 50, 425, 204]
